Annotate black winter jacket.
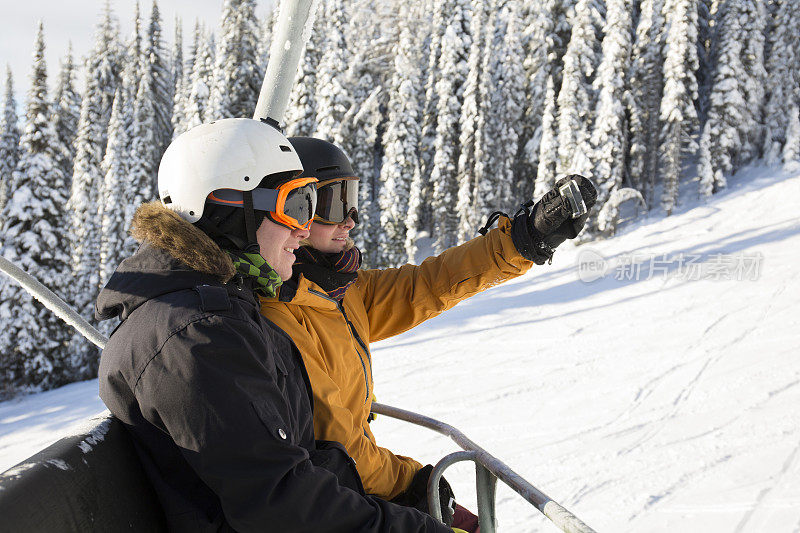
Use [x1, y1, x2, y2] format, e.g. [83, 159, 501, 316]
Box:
[97, 202, 451, 533]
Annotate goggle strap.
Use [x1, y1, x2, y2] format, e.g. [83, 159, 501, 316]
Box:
[207, 188, 282, 213]
[242, 190, 259, 252]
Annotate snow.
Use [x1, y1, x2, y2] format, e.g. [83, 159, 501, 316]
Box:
[2, 165, 800, 531]
[0, 380, 107, 470]
[46, 459, 70, 471]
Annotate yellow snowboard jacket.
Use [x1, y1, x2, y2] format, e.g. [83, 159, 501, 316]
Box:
[259, 216, 533, 499]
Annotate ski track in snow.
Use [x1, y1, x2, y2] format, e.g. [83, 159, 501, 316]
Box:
[735, 440, 800, 533]
[2, 166, 800, 532]
[628, 453, 735, 521]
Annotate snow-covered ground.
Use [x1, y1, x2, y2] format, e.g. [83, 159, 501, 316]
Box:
[2, 166, 799, 532]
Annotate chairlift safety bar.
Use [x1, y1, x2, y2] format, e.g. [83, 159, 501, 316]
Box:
[371, 402, 597, 533]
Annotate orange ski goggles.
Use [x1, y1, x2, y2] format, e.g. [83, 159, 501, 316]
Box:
[207, 177, 319, 231]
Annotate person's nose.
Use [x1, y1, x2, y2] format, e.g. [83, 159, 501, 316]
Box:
[293, 226, 310, 240]
[340, 217, 355, 230]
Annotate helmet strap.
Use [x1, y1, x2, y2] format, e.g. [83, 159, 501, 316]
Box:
[195, 217, 249, 251]
[242, 190, 260, 254]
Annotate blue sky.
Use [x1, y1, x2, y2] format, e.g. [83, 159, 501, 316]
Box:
[0, 0, 273, 104]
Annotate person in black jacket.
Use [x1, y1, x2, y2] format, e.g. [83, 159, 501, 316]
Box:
[97, 118, 455, 532]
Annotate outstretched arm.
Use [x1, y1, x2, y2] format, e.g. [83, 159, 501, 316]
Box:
[357, 216, 533, 343]
[358, 175, 598, 342]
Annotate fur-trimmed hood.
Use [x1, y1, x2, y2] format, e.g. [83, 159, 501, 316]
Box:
[95, 202, 239, 322]
[130, 202, 235, 281]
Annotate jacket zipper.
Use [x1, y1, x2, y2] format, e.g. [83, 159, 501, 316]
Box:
[308, 289, 372, 404]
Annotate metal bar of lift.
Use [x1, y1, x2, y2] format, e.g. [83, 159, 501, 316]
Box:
[476, 462, 499, 532]
[371, 402, 597, 533]
[0, 256, 107, 349]
[427, 451, 499, 533]
[253, 0, 319, 123]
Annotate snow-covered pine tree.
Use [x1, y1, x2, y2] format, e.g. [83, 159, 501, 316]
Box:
[737, 0, 767, 164]
[170, 16, 185, 135]
[0, 23, 72, 395]
[99, 91, 130, 293]
[474, 1, 524, 219]
[430, 0, 471, 254]
[556, 0, 599, 177]
[697, 0, 750, 196]
[171, 19, 200, 136]
[590, 0, 634, 231]
[340, 1, 391, 267]
[552, 0, 579, 82]
[314, 0, 351, 145]
[343, 85, 383, 267]
[67, 6, 122, 377]
[128, 75, 159, 239]
[658, 0, 700, 216]
[0, 67, 20, 215]
[418, 0, 449, 232]
[627, 0, 666, 205]
[377, 3, 422, 267]
[516, 0, 557, 201]
[536, 75, 559, 198]
[78, 4, 122, 158]
[146, 0, 174, 155]
[455, 0, 487, 243]
[124, 1, 147, 106]
[530, 0, 583, 186]
[794, 11, 800, 108]
[498, 2, 526, 209]
[783, 104, 800, 167]
[186, 19, 201, 84]
[762, 1, 800, 164]
[100, 1, 153, 243]
[284, 1, 322, 136]
[173, 16, 183, 99]
[51, 44, 81, 182]
[695, 0, 714, 122]
[181, 27, 216, 133]
[69, 4, 122, 318]
[207, 0, 262, 120]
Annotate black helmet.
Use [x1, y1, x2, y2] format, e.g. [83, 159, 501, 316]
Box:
[288, 137, 357, 185]
[289, 137, 359, 224]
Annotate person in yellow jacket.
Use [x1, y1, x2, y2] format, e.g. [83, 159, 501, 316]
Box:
[259, 137, 597, 531]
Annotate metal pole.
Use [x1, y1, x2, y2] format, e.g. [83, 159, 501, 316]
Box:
[371, 402, 597, 533]
[475, 463, 498, 533]
[253, 0, 319, 123]
[0, 256, 108, 349]
[428, 451, 476, 523]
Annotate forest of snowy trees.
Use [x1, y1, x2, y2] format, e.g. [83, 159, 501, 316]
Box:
[0, 0, 799, 397]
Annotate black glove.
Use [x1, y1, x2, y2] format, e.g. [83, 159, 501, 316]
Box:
[391, 464, 456, 526]
[511, 174, 597, 264]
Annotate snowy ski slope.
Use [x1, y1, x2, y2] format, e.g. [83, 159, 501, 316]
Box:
[1, 166, 799, 532]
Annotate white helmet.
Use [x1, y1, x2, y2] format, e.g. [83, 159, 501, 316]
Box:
[158, 118, 303, 223]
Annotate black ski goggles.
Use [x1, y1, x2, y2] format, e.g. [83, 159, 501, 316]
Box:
[206, 177, 319, 230]
[314, 178, 359, 225]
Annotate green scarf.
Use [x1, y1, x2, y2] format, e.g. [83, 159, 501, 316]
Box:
[228, 251, 282, 297]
